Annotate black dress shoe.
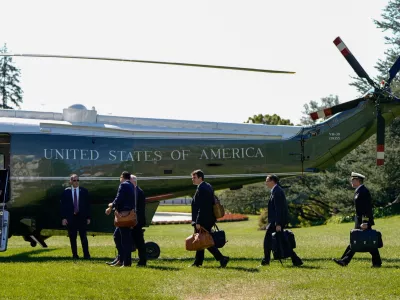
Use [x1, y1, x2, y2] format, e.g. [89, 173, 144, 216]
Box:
[188, 263, 201, 267]
[220, 256, 229, 268]
[259, 259, 270, 266]
[293, 260, 303, 267]
[83, 255, 91, 260]
[72, 255, 79, 259]
[372, 264, 382, 268]
[332, 258, 347, 267]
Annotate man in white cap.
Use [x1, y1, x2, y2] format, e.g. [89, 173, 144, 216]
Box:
[332, 172, 382, 267]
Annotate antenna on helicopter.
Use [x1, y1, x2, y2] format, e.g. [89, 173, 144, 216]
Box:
[309, 37, 400, 166]
[0, 53, 295, 75]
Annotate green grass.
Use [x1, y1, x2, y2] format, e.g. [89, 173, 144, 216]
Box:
[2, 216, 400, 299]
[157, 205, 191, 213]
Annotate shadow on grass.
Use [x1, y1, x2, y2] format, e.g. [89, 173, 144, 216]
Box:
[202, 265, 260, 272]
[0, 249, 112, 263]
[284, 265, 321, 269]
[380, 265, 400, 269]
[302, 257, 400, 263]
[147, 265, 181, 271]
[158, 257, 263, 262]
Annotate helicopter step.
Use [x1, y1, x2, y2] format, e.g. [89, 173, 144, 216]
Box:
[0, 207, 9, 252]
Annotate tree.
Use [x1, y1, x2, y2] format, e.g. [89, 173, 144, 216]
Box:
[245, 113, 293, 125]
[0, 43, 23, 109]
[350, 0, 400, 95]
[219, 183, 266, 215]
[300, 95, 340, 125]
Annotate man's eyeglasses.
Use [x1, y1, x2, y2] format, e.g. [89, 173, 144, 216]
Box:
[72, 179, 79, 182]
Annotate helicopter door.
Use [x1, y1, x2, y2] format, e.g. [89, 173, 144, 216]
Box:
[0, 168, 9, 252]
[0, 134, 10, 170]
[0, 134, 10, 252]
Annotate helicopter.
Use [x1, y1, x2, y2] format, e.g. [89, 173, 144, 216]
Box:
[0, 37, 399, 256]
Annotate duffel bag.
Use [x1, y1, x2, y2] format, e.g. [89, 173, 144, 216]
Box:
[211, 224, 227, 248]
[185, 227, 215, 251]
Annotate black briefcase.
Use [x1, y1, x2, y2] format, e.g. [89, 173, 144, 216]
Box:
[272, 230, 296, 259]
[211, 224, 227, 248]
[350, 229, 383, 252]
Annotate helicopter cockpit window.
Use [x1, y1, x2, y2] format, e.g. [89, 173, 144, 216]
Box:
[0, 154, 4, 169]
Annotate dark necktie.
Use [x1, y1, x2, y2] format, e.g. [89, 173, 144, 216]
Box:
[73, 189, 79, 214]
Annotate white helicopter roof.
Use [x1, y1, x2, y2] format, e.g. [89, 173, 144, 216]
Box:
[0, 104, 301, 140]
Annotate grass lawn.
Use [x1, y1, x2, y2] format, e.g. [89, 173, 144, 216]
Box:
[1, 216, 400, 299]
[157, 205, 191, 213]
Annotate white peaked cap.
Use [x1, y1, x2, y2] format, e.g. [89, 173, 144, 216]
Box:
[351, 172, 366, 179]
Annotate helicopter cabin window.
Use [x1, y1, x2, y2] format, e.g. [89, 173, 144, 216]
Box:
[0, 154, 3, 169]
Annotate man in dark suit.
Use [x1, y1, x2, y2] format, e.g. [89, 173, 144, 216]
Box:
[260, 174, 303, 266]
[130, 174, 147, 267]
[105, 171, 135, 267]
[333, 172, 382, 267]
[61, 174, 91, 259]
[190, 169, 229, 268]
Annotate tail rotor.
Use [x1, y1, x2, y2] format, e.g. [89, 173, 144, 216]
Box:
[309, 37, 400, 166]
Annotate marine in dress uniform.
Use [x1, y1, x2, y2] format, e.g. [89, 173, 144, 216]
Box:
[333, 172, 382, 267]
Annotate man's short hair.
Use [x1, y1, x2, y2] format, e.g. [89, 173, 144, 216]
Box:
[191, 169, 204, 180]
[267, 174, 279, 183]
[130, 174, 137, 182]
[121, 171, 131, 180]
[70, 174, 78, 180]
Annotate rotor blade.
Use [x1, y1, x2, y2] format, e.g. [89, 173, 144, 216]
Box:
[376, 111, 385, 166]
[0, 53, 295, 74]
[333, 37, 375, 87]
[309, 98, 364, 120]
[387, 56, 400, 85]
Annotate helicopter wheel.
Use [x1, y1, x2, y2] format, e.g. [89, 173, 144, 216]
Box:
[145, 241, 160, 260]
[30, 241, 37, 247]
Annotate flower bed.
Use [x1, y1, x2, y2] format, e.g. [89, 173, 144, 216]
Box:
[151, 213, 248, 225]
[216, 213, 249, 222]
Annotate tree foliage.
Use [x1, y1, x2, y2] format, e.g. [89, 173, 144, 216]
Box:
[245, 113, 293, 125]
[300, 95, 339, 125]
[219, 183, 266, 215]
[350, 0, 400, 94]
[0, 43, 23, 109]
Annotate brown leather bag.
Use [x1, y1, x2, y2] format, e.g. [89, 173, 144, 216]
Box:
[213, 195, 225, 219]
[114, 209, 137, 228]
[185, 227, 215, 251]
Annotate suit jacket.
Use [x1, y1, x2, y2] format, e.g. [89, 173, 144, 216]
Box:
[134, 186, 146, 227]
[354, 184, 374, 228]
[61, 187, 91, 222]
[191, 181, 216, 229]
[267, 184, 288, 227]
[112, 181, 135, 212]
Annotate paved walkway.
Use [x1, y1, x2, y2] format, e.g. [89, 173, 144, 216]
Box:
[152, 212, 191, 222]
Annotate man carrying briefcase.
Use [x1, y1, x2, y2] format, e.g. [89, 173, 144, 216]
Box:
[332, 172, 382, 268]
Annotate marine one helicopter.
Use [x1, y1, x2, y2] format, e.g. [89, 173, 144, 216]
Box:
[0, 37, 399, 257]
